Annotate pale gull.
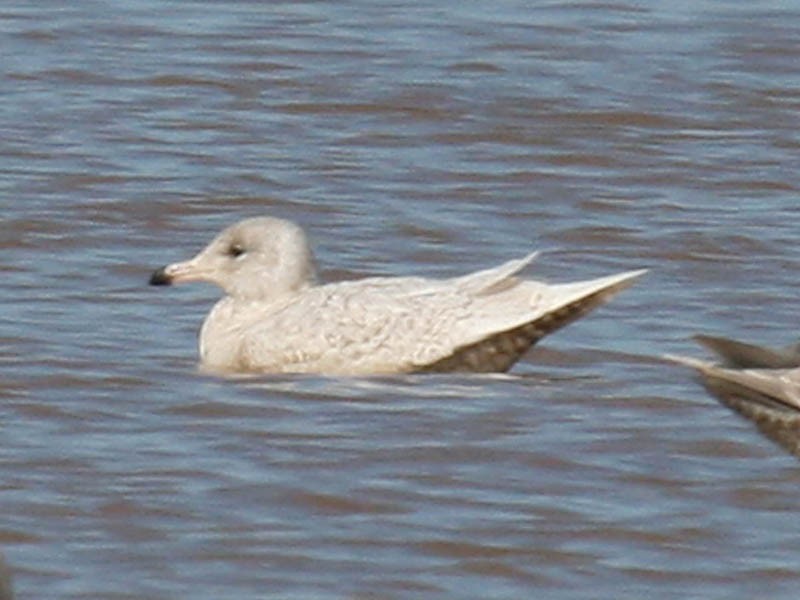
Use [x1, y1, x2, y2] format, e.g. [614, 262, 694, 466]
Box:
[150, 216, 645, 376]
[669, 335, 800, 413]
[668, 336, 800, 456]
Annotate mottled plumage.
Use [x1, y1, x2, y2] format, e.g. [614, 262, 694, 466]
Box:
[669, 336, 800, 457]
[150, 217, 644, 376]
[671, 354, 800, 413]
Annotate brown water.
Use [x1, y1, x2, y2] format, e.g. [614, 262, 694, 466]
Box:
[3, 1, 800, 598]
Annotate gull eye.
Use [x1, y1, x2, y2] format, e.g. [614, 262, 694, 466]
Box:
[227, 243, 245, 258]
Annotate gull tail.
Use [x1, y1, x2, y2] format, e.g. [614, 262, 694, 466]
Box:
[694, 334, 800, 369]
[421, 268, 647, 373]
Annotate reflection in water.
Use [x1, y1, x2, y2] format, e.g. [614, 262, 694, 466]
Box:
[673, 335, 800, 458]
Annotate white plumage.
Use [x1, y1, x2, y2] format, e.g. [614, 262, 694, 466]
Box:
[150, 217, 644, 376]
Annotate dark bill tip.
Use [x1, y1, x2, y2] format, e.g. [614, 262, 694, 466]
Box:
[149, 266, 172, 286]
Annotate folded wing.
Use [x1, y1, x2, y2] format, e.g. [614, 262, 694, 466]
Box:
[235, 258, 644, 375]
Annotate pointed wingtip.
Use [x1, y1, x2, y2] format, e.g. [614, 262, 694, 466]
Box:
[692, 334, 746, 356]
[692, 334, 800, 369]
[662, 353, 712, 371]
[616, 268, 649, 285]
[603, 267, 648, 295]
[569, 267, 648, 299]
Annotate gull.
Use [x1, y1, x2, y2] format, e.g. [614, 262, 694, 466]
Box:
[150, 216, 645, 376]
[669, 335, 800, 457]
[668, 335, 800, 415]
[693, 334, 800, 369]
[668, 335, 800, 459]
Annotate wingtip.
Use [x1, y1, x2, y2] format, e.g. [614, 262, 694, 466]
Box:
[662, 353, 711, 371]
[620, 268, 649, 283]
[691, 333, 800, 369]
[692, 334, 730, 352]
[586, 267, 648, 295]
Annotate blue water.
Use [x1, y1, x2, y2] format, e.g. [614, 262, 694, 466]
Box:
[3, 1, 800, 598]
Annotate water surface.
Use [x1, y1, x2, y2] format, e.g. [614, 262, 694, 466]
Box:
[3, 1, 800, 598]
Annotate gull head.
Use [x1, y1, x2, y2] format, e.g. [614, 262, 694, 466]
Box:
[150, 217, 317, 300]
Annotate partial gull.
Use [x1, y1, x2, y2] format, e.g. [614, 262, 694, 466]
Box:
[668, 335, 800, 412]
[668, 335, 800, 456]
[150, 216, 645, 376]
[693, 334, 800, 369]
